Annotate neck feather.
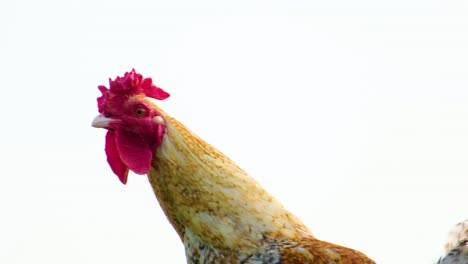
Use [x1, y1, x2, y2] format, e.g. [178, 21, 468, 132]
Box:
[147, 110, 310, 251]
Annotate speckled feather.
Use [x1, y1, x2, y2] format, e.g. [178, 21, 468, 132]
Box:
[145, 102, 375, 264]
[437, 220, 468, 264]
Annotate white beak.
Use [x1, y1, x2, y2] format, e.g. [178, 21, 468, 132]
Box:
[92, 115, 115, 128]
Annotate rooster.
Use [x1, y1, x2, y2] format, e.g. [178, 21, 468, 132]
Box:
[437, 220, 468, 264]
[92, 69, 375, 264]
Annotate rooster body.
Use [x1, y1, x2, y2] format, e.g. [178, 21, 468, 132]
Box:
[92, 70, 375, 264]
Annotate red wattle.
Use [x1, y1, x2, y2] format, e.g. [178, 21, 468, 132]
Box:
[105, 132, 129, 184]
[115, 128, 153, 176]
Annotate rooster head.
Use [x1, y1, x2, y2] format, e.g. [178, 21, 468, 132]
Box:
[92, 69, 170, 184]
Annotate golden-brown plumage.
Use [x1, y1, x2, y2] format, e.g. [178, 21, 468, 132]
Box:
[145, 102, 375, 263]
[92, 70, 375, 263]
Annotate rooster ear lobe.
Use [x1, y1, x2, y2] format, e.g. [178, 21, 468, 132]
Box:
[115, 129, 153, 176]
[105, 132, 129, 184]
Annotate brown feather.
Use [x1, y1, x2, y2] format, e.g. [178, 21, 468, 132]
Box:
[144, 101, 375, 263]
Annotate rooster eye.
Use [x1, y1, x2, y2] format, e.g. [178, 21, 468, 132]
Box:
[134, 107, 147, 117]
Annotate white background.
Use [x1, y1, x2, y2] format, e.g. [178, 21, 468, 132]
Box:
[1, 0, 467, 263]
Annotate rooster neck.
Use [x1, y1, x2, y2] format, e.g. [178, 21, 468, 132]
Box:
[147, 113, 310, 253]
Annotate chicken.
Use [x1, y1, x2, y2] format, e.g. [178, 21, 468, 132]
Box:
[437, 220, 468, 264]
[92, 69, 375, 264]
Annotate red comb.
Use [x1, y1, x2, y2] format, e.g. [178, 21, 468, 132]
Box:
[97, 69, 170, 113]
